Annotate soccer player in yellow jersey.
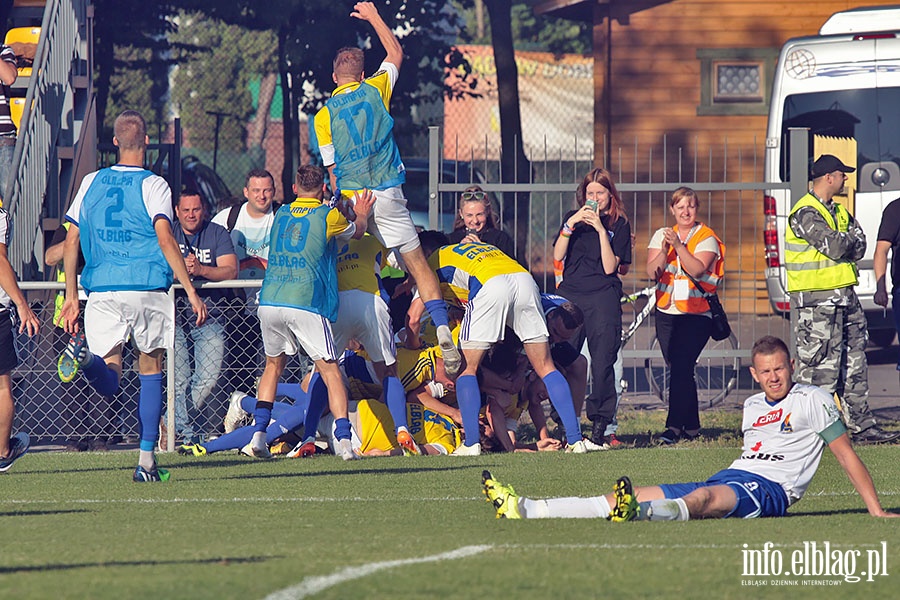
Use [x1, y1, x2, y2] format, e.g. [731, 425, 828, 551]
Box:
[352, 398, 461, 456]
[408, 231, 588, 455]
[313, 2, 462, 378]
[294, 232, 420, 456]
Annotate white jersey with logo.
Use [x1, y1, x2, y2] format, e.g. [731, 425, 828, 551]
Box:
[0, 208, 12, 308]
[728, 383, 845, 505]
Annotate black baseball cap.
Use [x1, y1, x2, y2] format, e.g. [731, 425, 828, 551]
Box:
[810, 154, 855, 179]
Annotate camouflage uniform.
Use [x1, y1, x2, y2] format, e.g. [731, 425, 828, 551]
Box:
[789, 199, 876, 433]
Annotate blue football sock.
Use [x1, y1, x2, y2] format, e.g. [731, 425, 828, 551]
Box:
[83, 355, 120, 397]
[203, 427, 254, 454]
[276, 382, 305, 403]
[383, 376, 408, 432]
[239, 394, 256, 414]
[253, 401, 273, 434]
[301, 373, 328, 439]
[424, 299, 450, 329]
[334, 417, 352, 441]
[455, 374, 481, 447]
[543, 370, 582, 445]
[138, 373, 164, 452]
[266, 396, 311, 444]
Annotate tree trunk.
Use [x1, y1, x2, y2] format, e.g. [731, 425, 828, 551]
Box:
[247, 72, 276, 149]
[484, 0, 531, 267]
[278, 26, 294, 201]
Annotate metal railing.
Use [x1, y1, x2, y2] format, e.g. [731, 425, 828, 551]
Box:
[6, 0, 90, 280]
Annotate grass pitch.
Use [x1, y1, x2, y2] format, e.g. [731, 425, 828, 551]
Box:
[2, 412, 899, 599]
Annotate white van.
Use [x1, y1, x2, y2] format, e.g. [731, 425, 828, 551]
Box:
[764, 5, 900, 345]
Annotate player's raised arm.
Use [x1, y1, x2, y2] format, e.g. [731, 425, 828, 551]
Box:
[828, 433, 899, 518]
[351, 2, 402, 70]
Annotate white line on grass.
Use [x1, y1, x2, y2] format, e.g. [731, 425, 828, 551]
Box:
[262, 545, 492, 600]
[2, 489, 898, 506]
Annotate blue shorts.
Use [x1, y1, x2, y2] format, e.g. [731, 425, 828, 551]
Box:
[659, 469, 789, 519]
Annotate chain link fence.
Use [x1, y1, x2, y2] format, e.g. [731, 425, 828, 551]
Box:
[11, 282, 311, 448]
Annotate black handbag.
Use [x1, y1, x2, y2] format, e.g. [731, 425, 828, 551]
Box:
[684, 271, 732, 341]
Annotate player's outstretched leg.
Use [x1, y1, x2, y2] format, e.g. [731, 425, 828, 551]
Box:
[482, 470, 522, 519]
[607, 476, 640, 522]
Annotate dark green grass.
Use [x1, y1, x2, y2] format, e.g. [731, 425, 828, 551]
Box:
[3, 416, 899, 600]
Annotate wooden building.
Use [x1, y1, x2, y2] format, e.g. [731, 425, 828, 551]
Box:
[534, 1, 899, 314]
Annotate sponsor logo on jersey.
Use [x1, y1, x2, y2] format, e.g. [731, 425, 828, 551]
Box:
[751, 441, 762, 452]
[753, 408, 783, 427]
[780, 413, 793, 433]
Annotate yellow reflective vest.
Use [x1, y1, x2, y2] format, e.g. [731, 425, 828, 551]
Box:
[784, 193, 857, 293]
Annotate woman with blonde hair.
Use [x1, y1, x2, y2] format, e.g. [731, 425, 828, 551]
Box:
[448, 185, 521, 264]
[554, 167, 632, 448]
[647, 186, 725, 444]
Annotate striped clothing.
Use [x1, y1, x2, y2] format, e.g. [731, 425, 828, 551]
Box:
[0, 45, 17, 136]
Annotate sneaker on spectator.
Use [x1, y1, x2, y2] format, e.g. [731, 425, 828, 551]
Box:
[451, 442, 481, 456]
[607, 434, 623, 448]
[653, 429, 679, 446]
[133, 465, 170, 482]
[224, 391, 252, 433]
[481, 470, 522, 519]
[57, 331, 89, 383]
[0, 432, 30, 472]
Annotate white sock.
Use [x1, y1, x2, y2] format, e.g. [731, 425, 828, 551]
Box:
[138, 450, 155, 470]
[251, 431, 266, 449]
[643, 497, 690, 521]
[522, 496, 610, 519]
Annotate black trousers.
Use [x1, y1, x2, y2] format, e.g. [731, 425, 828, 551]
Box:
[559, 286, 621, 423]
[654, 311, 712, 431]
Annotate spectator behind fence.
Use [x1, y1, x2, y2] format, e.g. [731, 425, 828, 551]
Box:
[0, 43, 18, 200]
[647, 186, 723, 445]
[787, 155, 899, 445]
[57, 109, 208, 482]
[447, 185, 524, 267]
[211, 168, 276, 394]
[314, 2, 462, 377]
[0, 200, 39, 472]
[482, 336, 899, 522]
[45, 222, 114, 451]
[171, 188, 237, 444]
[554, 168, 632, 449]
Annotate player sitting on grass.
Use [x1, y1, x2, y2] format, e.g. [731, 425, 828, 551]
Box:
[482, 335, 899, 520]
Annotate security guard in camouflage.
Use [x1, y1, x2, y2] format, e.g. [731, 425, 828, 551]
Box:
[786, 155, 899, 444]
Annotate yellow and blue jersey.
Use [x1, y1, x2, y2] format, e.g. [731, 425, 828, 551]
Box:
[337, 233, 387, 297]
[428, 242, 529, 305]
[314, 69, 404, 193]
[356, 398, 461, 454]
[260, 197, 351, 321]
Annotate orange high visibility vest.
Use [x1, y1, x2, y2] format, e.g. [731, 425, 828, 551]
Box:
[655, 222, 725, 313]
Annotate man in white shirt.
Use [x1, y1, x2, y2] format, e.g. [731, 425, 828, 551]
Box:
[483, 336, 899, 521]
[211, 168, 276, 393]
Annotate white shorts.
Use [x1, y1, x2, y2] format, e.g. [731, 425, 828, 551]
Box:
[84, 290, 174, 357]
[332, 289, 397, 365]
[360, 186, 421, 254]
[258, 305, 339, 362]
[460, 273, 549, 350]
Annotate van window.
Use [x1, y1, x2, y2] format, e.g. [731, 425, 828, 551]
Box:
[779, 87, 900, 182]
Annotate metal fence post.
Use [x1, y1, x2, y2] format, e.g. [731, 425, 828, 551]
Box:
[787, 127, 809, 362]
[166, 285, 176, 452]
[427, 126, 440, 231]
